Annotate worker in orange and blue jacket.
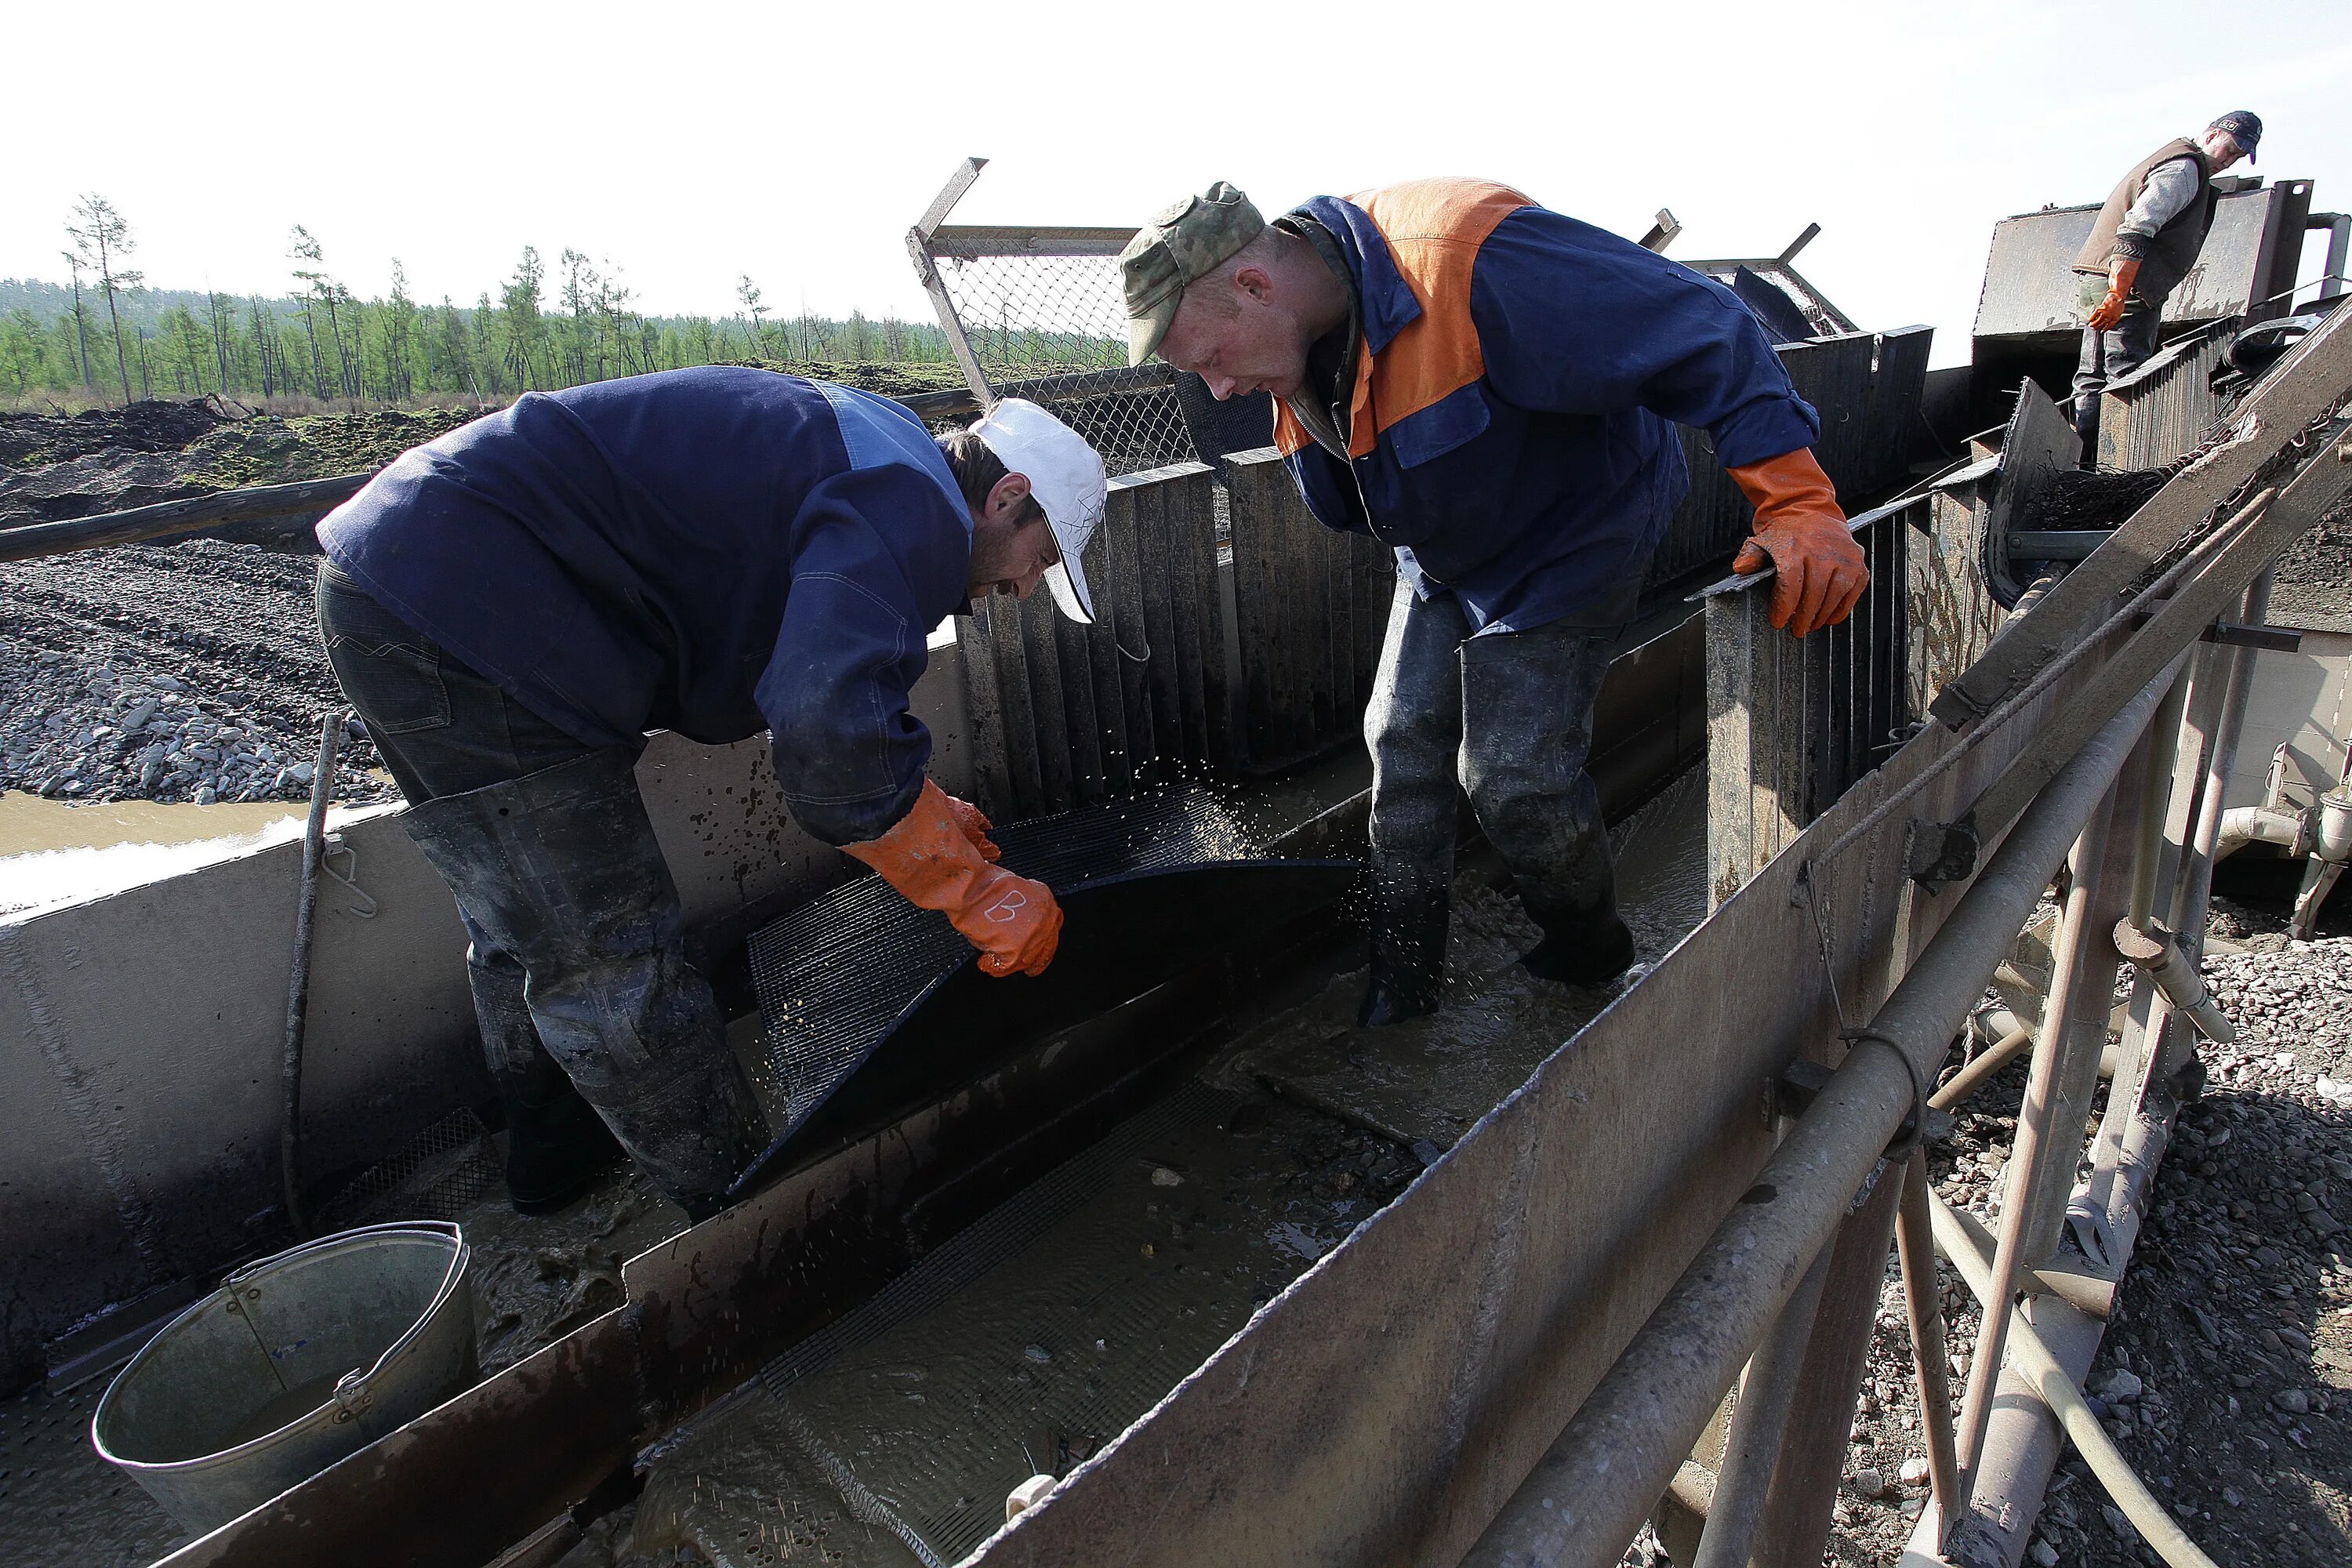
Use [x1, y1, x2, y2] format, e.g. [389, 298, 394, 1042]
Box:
[1123, 180, 1867, 1025]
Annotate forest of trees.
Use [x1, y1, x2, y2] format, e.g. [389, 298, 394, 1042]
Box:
[0, 194, 971, 409]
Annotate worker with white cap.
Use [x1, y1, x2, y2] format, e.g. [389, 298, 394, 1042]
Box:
[314, 368, 1106, 1219]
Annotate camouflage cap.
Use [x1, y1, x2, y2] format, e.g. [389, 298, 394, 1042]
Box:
[1119, 182, 1265, 366]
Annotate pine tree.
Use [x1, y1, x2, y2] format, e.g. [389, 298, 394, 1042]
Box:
[65, 194, 143, 404]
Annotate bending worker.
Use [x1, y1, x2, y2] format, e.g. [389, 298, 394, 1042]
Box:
[2071, 110, 2261, 454]
[314, 368, 1104, 1218]
[1123, 179, 1865, 1025]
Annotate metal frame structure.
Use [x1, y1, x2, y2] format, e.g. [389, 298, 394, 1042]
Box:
[1681, 224, 1861, 339]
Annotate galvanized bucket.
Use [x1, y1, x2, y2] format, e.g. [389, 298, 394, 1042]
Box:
[92, 1221, 477, 1534]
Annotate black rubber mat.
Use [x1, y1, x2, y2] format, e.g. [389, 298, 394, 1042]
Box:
[739, 787, 1358, 1192]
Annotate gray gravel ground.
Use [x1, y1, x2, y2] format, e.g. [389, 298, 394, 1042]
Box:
[1808, 928, 2352, 1568]
[0, 539, 391, 807]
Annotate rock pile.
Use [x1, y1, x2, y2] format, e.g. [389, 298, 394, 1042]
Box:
[0, 647, 376, 805]
[0, 538, 396, 808]
[1813, 936, 2352, 1567]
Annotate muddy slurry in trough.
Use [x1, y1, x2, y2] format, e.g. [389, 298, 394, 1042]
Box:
[567, 773, 1710, 1568]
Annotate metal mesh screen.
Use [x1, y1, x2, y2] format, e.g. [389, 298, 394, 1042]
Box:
[314, 1106, 500, 1231]
[932, 251, 1200, 477]
[743, 788, 1262, 1160]
[758, 1083, 1240, 1566]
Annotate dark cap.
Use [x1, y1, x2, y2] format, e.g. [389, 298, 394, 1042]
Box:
[1119, 183, 1266, 366]
[2209, 110, 2263, 162]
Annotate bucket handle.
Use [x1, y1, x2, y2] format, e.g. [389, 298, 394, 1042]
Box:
[221, 1221, 470, 1418]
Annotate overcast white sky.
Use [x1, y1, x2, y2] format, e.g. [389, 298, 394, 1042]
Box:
[9, 0, 2348, 368]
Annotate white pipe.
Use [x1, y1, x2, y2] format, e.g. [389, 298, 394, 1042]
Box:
[2215, 804, 2307, 862]
[1928, 1193, 2220, 1568]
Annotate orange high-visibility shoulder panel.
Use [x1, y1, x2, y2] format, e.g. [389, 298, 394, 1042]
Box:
[1271, 178, 1530, 461]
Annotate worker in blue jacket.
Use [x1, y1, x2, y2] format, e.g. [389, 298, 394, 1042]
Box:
[1123, 180, 1867, 1025]
[315, 369, 1106, 1217]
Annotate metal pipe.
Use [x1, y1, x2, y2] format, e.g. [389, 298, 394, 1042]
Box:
[2110, 920, 2234, 1043]
[1687, 1241, 1834, 1568]
[2129, 673, 2192, 924]
[1457, 673, 2170, 1568]
[2215, 804, 2308, 860]
[1749, 1169, 1907, 1566]
[1950, 789, 2119, 1504]
[1928, 1194, 2220, 1568]
[1930, 1022, 2034, 1111]
[2175, 565, 2277, 960]
[279, 710, 346, 1240]
[1895, 1149, 1961, 1525]
[1911, 1003, 2183, 1566]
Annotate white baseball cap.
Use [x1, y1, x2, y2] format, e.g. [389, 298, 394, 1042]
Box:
[971, 397, 1107, 624]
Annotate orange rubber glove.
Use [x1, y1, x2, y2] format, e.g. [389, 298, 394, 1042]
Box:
[844, 780, 1061, 977]
[2087, 256, 2141, 333]
[941, 792, 1001, 862]
[1728, 447, 1868, 639]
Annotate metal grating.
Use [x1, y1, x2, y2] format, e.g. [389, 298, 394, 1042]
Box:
[927, 248, 1200, 478]
[745, 789, 1261, 1153]
[1703, 499, 1915, 902]
[760, 1082, 1240, 1566]
[313, 1105, 500, 1231]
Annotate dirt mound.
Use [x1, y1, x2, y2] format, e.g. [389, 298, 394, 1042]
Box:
[188, 406, 485, 490]
[0, 402, 492, 526]
[717, 358, 969, 402]
[0, 397, 238, 471]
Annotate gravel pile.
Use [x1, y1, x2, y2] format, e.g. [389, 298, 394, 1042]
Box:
[0, 539, 392, 806]
[1810, 935, 2352, 1568]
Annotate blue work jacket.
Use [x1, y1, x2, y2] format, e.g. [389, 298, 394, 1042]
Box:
[1276, 180, 1823, 633]
[317, 367, 970, 844]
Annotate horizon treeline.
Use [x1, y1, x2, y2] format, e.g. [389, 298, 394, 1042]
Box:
[2, 195, 978, 409]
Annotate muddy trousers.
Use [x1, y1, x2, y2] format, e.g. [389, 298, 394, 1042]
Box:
[2070, 273, 2163, 458]
[317, 563, 764, 1210]
[1362, 579, 1622, 1007]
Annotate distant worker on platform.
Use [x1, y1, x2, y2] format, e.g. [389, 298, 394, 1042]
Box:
[2071, 110, 2263, 455]
[314, 369, 1104, 1218]
[1120, 180, 1865, 1026]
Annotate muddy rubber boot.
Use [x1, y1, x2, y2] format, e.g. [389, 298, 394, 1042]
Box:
[1519, 897, 1637, 988]
[501, 1051, 626, 1215]
[400, 749, 769, 1216]
[2071, 395, 2102, 469]
[466, 940, 625, 1214]
[1358, 866, 1450, 1027]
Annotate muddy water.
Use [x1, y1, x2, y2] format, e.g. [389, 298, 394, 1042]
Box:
[1235, 764, 1709, 1151]
[0, 793, 366, 920]
[623, 1090, 1414, 1568]
[0, 792, 307, 858]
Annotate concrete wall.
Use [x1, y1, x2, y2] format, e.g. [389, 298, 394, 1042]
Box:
[2227, 630, 2351, 810]
[0, 648, 972, 1391]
